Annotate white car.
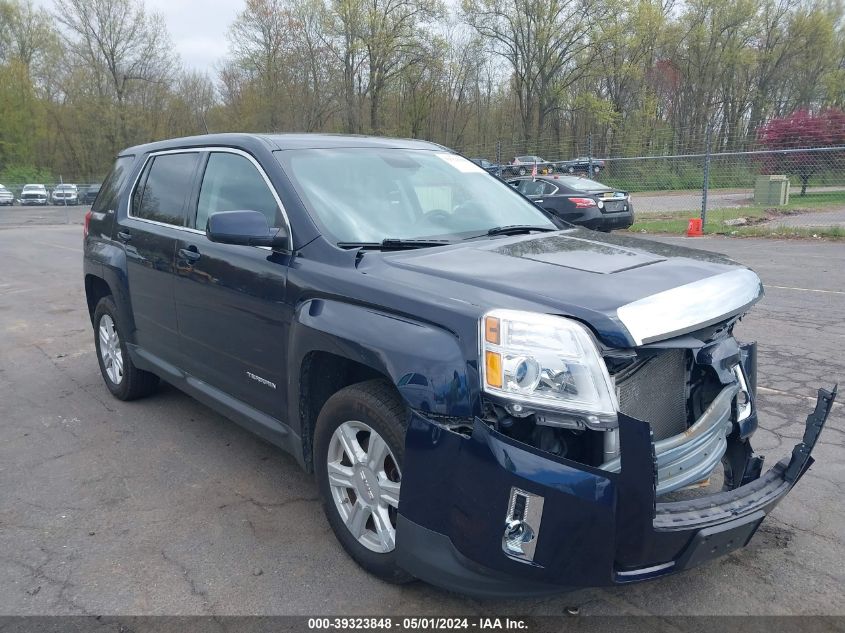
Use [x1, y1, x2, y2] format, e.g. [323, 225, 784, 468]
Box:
[20, 184, 49, 206]
[0, 185, 14, 206]
[21, 185, 48, 207]
[52, 184, 79, 205]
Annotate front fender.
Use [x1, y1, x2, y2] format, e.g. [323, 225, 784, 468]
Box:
[288, 298, 477, 424]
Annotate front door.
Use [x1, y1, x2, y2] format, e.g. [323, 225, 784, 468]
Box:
[174, 149, 293, 421]
[117, 151, 200, 365]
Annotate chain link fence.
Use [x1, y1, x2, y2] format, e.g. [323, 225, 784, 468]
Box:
[4, 136, 845, 235]
[0, 182, 101, 205]
[454, 134, 845, 235]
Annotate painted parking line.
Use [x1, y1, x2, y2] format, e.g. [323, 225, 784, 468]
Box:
[30, 240, 83, 253]
[758, 386, 843, 409]
[766, 284, 845, 295]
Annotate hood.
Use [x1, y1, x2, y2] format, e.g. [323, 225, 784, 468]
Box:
[360, 228, 762, 348]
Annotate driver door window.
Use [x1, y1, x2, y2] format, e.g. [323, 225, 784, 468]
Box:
[193, 152, 281, 231]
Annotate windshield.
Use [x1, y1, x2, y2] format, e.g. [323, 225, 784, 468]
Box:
[23, 185, 43, 191]
[276, 148, 556, 243]
[55, 185, 74, 191]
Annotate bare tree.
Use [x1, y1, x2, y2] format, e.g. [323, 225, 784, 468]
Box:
[463, 0, 609, 141]
[54, 0, 177, 148]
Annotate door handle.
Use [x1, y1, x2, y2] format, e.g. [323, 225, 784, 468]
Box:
[178, 247, 201, 262]
[535, 199, 544, 203]
[117, 231, 132, 243]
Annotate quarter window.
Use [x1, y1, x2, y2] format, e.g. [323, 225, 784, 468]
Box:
[93, 155, 134, 213]
[133, 153, 199, 225]
[194, 152, 282, 231]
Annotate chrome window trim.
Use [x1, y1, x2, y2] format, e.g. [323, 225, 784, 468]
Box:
[126, 146, 293, 249]
[616, 268, 763, 346]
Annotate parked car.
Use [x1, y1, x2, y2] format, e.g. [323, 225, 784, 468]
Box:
[82, 184, 101, 205]
[468, 158, 500, 175]
[83, 133, 834, 598]
[52, 183, 79, 205]
[20, 184, 48, 205]
[507, 175, 633, 231]
[505, 155, 555, 176]
[556, 156, 606, 175]
[0, 185, 14, 206]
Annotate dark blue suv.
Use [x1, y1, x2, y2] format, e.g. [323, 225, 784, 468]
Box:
[82, 133, 835, 597]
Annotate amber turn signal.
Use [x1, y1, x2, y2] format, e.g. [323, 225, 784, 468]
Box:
[485, 316, 501, 345]
[485, 350, 503, 388]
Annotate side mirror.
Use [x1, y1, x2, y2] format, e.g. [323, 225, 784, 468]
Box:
[206, 210, 289, 249]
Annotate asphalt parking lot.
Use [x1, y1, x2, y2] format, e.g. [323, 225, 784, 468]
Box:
[1, 213, 843, 616]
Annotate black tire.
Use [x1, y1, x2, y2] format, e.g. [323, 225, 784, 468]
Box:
[93, 295, 159, 401]
[314, 379, 414, 584]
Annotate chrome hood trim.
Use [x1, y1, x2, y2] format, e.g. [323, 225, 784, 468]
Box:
[616, 268, 763, 345]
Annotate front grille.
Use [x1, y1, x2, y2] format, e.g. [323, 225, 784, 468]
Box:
[616, 349, 688, 440]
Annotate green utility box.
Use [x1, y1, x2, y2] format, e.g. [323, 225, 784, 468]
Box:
[754, 175, 790, 206]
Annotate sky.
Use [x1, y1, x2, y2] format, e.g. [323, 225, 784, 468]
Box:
[36, 0, 244, 73]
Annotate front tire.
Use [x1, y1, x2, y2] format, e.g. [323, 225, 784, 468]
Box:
[314, 380, 413, 584]
[93, 296, 159, 400]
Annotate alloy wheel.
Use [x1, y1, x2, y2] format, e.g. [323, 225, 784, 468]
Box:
[326, 420, 401, 553]
[98, 314, 124, 385]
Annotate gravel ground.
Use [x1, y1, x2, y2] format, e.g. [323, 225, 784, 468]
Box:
[0, 221, 842, 616]
[765, 208, 845, 228]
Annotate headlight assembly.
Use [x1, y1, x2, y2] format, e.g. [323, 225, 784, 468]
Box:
[481, 309, 618, 427]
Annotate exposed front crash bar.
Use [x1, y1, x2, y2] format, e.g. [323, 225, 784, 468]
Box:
[396, 385, 837, 596]
[601, 383, 739, 495]
[652, 385, 837, 530]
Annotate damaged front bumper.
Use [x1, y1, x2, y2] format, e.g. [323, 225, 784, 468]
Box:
[395, 386, 836, 597]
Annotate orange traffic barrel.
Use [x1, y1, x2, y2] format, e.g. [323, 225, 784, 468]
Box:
[687, 218, 703, 237]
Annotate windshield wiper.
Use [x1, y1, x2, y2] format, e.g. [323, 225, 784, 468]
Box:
[337, 238, 452, 251]
[481, 225, 557, 237]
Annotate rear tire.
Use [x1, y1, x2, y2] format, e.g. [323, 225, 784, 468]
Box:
[314, 379, 414, 584]
[93, 296, 159, 401]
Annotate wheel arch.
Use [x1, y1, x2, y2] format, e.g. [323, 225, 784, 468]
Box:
[289, 299, 475, 472]
[83, 244, 136, 342]
[84, 274, 112, 325]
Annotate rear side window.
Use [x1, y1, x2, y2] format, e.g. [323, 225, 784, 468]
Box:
[132, 153, 199, 226]
[193, 152, 281, 231]
[517, 180, 547, 196]
[92, 155, 134, 213]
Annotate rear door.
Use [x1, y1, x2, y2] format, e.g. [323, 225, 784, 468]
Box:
[116, 150, 201, 365]
[173, 149, 293, 421]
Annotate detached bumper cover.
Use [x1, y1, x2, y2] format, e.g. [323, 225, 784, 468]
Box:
[396, 387, 836, 596]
